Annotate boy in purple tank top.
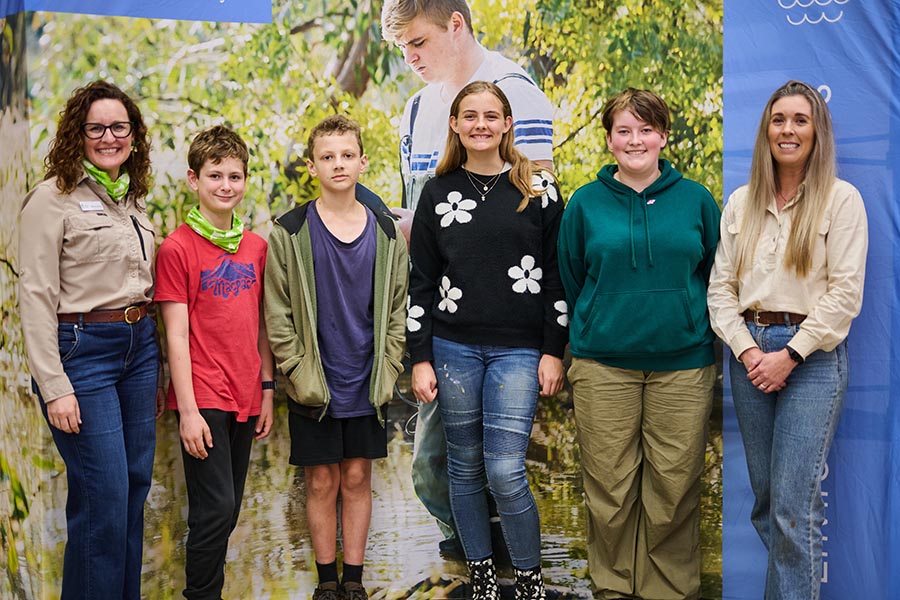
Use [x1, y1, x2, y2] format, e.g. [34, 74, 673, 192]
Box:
[264, 115, 409, 600]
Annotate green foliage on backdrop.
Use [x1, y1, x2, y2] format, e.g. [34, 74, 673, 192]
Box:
[24, 0, 722, 238]
[3, 1, 722, 595]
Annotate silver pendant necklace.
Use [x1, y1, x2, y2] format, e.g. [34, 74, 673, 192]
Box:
[463, 166, 502, 201]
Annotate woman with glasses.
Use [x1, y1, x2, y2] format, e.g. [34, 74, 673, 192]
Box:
[19, 80, 159, 599]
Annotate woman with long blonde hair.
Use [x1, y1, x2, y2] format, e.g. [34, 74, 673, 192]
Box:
[406, 80, 566, 599]
[708, 80, 868, 599]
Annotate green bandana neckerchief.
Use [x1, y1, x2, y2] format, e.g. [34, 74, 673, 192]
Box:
[185, 205, 244, 254]
[82, 160, 130, 201]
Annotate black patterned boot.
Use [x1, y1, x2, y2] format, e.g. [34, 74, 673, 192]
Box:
[467, 557, 500, 600]
[514, 566, 546, 600]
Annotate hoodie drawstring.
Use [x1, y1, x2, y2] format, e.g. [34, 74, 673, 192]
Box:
[642, 191, 654, 267]
[629, 192, 637, 269]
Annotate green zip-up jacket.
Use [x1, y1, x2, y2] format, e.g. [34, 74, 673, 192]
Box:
[264, 198, 408, 424]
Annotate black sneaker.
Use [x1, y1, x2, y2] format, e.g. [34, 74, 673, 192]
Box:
[438, 536, 466, 561]
[341, 581, 369, 600]
[311, 581, 340, 600]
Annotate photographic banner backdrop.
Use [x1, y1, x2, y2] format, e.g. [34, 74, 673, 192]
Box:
[723, 1, 898, 599]
[1, 0, 895, 597]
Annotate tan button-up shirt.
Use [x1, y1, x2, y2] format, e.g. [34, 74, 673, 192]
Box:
[18, 174, 156, 401]
[707, 179, 867, 360]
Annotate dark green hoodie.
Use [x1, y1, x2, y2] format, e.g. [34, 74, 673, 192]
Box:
[558, 159, 721, 370]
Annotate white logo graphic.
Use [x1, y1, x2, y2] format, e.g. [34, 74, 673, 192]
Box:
[779, 0, 847, 26]
[508, 255, 543, 294]
[438, 276, 462, 313]
[818, 84, 832, 103]
[436, 191, 477, 228]
[407, 297, 425, 332]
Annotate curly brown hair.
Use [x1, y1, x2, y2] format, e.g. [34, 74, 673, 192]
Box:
[44, 80, 151, 198]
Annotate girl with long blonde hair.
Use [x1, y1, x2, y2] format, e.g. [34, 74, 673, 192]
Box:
[407, 80, 566, 599]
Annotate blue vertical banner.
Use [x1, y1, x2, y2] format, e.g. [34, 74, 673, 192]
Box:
[723, 1, 899, 598]
[4, 0, 272, 22]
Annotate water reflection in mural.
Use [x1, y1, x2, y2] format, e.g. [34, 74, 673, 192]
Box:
[15, 369, 722, 598]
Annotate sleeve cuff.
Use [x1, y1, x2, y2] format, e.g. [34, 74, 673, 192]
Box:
[787, 329, 817, 360]
[728, 329, 758, 360]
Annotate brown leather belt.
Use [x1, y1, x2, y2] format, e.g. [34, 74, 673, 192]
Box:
[58, 304, 148, 324]
[743, 309, 806, 326]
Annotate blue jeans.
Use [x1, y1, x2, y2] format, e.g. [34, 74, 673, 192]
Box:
[36, 317, 159, 600]
[432, 336, 542, 569]
[729, 323, 848, 600]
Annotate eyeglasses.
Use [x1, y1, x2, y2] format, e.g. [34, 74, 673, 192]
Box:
[81, 121, 134, 139]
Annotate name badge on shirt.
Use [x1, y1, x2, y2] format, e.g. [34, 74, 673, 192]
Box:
[79, 201, 104, 212]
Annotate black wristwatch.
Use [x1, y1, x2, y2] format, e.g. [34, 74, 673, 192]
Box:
[262, 380, 276, 391]
[785, 345, 804, 365]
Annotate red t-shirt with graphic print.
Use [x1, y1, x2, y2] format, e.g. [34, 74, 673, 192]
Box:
[155, 223, 266, 421]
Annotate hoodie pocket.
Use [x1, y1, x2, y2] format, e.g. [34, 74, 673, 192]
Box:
[579, 288, 699, 356]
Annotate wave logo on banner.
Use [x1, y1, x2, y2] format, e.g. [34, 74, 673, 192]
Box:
[779, 0, 848, 25]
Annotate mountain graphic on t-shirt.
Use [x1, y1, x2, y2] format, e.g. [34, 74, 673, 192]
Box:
[200, 258, 256, 299]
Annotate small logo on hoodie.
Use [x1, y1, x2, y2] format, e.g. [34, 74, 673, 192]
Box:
[646, 198, 656, 205]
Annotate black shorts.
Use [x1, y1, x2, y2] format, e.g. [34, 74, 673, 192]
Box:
[288, 411, 387, 467]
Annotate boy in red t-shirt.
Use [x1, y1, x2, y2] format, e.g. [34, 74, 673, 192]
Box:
[156, 125, 274, 600]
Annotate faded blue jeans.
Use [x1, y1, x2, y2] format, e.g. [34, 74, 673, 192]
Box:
[729, 322, 848, 600]
[432, 336, 542, 569]
[36, 317, 159, 600]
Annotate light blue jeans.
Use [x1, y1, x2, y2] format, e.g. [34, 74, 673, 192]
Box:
[730, 322, 848, 600]
[432, 336, 542, 569]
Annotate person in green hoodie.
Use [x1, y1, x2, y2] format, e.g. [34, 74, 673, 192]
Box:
[557, 88, 721, 600]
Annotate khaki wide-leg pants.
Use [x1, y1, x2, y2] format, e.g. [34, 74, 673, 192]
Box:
[569, 358, 715, 600]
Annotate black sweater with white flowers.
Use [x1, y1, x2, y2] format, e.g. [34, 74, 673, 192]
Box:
[407, 167, 568, 363]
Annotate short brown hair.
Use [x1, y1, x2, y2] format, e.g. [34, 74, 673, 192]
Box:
[306, 115, 364, 159]
[188, 125, 249, 175]
[601, 88, 671, 136]
[381, 0, 473, 43]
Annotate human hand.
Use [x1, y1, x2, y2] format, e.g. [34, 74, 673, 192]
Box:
[255, 391, 274, 440]
[411, 361, 438, 403]
[745, 349, 796, 394]
[47, 393, 81, 434]
[538, 354, 565, 397]
[180, 411, 213, 459]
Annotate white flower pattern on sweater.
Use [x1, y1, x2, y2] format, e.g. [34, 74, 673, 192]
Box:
[407, 296, 425, 332]
[509, 255, 542, 294]
[533, 171, 559, 208]
[435, 191, 477, 228]
[438, 276, 462, 313]
[554, 300, 569, 327]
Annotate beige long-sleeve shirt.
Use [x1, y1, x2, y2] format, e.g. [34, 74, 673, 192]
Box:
[707, 179, 867, 360]
[18, 174, 156, 401]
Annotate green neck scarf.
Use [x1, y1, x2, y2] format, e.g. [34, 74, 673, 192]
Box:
[82, 159, 130, 201]
[185, 205, 244, 254]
